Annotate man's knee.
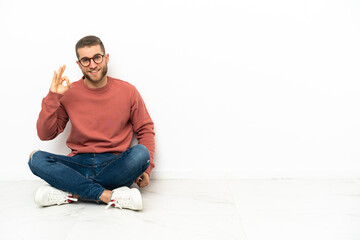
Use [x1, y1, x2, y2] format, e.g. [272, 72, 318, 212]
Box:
[28, 150, 46, 172]
[134, 144, 150, 159]
[131, 144, 150, 168]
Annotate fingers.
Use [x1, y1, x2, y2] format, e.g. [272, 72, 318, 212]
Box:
[50, 65, 69, 94]
[54, 65, 69, 86]
[142, 179, 150, 188]
[136, 173, 149, 188]
[56, 66, 62, 84]
[135, 176, 141, 184]
[58, 65, 66, 78]
[62, 76, 72, 87]
[60, 65, 66, 77]
[137, 179, 148, 188]
[51, 70, 57, 84]
[55, 65, 66, 84]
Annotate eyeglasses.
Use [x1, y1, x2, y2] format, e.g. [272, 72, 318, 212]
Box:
[78, 54, 105, 67]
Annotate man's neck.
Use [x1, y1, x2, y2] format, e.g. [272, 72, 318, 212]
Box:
[84, 76, 108, 89]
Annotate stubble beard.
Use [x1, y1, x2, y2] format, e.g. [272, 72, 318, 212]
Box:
[83, 64, 108, 83]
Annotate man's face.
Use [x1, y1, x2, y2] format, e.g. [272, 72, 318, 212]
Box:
[77, 45, 109, 83]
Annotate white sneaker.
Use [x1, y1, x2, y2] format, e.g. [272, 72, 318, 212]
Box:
[34, 185, 78, 207]
[105, 187, 143, 210]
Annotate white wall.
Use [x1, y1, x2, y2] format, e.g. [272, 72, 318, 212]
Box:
[1, 0, 360, 180]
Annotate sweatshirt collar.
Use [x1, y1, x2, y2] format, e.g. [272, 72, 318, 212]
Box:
[80, 76, 113, 93]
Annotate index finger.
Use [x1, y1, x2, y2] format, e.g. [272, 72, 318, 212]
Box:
[55, 65, 63, 83]
[58, 65, 66, 78]
[62, 76, 72, 87]
[56, 65, 65, 80]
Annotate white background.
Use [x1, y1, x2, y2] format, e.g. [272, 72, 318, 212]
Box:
[1, 0, 360, 180]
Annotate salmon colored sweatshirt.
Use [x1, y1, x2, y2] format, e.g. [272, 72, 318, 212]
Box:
[37, 76, 155, 175]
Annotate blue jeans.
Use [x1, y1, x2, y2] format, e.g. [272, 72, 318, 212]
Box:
[28, 144, 150, 201]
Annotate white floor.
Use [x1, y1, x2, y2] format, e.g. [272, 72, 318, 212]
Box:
[1, 179, 360, 240]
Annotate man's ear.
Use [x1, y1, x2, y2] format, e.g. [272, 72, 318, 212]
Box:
[105, 54, 109, 63]
[76, 61, 81, 68]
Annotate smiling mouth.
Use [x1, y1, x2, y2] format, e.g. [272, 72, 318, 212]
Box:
[89, 69, 99, 75]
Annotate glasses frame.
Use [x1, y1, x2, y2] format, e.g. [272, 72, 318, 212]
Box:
[78, 54, 105, 67]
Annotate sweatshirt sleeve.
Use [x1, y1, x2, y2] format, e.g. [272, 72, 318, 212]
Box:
[36, 91, 69, 140]
[130, 87, 155, 176]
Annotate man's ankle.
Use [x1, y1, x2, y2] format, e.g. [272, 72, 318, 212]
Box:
[100, 190, 113, 203]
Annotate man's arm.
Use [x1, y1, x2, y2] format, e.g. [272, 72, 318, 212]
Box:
[37, 65, 72, 140]
[130, 87, 155, 179]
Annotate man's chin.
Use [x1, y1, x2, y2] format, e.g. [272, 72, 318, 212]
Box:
[84, 74, 102, 83]
[86, 77, 101, 82]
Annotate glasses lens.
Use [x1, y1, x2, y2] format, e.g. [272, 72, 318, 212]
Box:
[93, 54, 103, 64]
[80, 58, 90, 67]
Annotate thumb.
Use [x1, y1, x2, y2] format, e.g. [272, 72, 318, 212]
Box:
[62, 76, 72, 88]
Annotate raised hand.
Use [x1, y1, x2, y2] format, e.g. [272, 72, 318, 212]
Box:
[50, 65, 72, 94]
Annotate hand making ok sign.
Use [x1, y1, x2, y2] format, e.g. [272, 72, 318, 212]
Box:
[50, 65, 72, 94]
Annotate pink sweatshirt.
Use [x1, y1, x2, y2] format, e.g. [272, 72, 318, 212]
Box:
[37, 76, 155, 175]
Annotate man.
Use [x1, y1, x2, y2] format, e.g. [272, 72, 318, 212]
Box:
[28, 35, 155, 210]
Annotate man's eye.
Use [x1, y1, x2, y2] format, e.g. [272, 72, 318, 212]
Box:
[82, 58, 89, 63]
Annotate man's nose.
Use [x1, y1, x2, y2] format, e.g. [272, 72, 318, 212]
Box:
[89, 58, 97, 68]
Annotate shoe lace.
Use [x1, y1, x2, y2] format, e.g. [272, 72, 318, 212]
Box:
[58, 196, 78, 205]
[49, 190, 78, 205]
[105, 195, 132, 210]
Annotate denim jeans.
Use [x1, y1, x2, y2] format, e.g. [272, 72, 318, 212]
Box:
[28, 144, 150, 201]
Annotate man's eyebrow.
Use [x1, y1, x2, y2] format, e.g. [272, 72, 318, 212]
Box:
[80, 53, 104, 59]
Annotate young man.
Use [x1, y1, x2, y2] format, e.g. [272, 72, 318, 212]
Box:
[28, 36, 155, 210]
